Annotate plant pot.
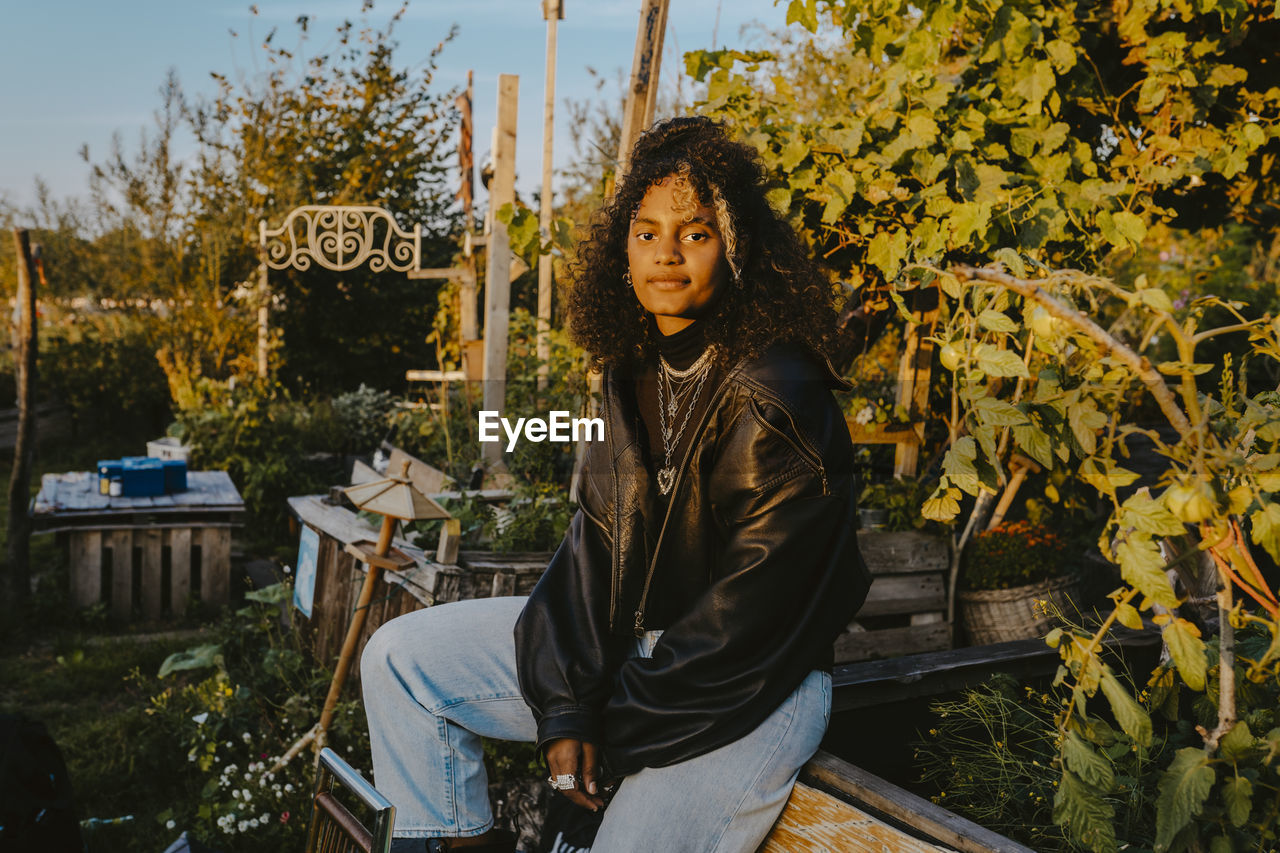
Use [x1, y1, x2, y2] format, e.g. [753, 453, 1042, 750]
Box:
[957, 572, 1085, 645]
[858, 507, 888, 530]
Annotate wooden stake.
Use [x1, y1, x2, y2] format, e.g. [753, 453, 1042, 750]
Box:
[482, 74, 519, 466]
[536, 0, 563, 391]
[5, 229, 38, 618]
[315, 513, 396, 752]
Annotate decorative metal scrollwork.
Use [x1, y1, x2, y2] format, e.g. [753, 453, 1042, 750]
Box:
[259, 205, 421, 273]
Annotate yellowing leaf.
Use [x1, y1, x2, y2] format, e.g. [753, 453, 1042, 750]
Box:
[1116, 536, 1179, 608]
[1100, 667, 1152, 747]
[1115, 601, 1144, 630]
[977, 309, 1019, 333]
[1162, 618, 1206, 692]
[973, 344, 1030, 378]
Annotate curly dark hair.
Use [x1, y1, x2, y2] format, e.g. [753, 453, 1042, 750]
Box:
[566, 116, 837, 368]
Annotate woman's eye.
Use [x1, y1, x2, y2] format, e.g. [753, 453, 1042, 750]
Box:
[685, 232, 708, 242]
[634, 231, 655, 241]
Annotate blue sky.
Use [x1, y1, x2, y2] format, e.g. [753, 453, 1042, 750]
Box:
[0, 0, 789, 214]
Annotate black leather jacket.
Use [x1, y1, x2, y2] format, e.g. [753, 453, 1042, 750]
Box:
[515, 344, 871, 778]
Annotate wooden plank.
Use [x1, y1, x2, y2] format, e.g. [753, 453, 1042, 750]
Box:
[858, 531, 950, 575]
[833, 621, 951, 664]
[761, 779, 950, 852]
[288, 496, 381, 547]
[141, 527, 164, 619]
[108, 529, 133, 620]
[201, 527, 232, 606]
[386, 446, 453, 495]
[799, 751, 1035, 853]
[490, 570, 517, 598]
[170, 527, 192, 615]
[860, 573, 945, 617]
[68, 530, 102, 608]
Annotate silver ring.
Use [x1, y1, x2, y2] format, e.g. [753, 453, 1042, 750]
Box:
[547, 773, 577, 791]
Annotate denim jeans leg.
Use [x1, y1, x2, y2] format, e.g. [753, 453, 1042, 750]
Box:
[590, 669, 830, 853]
[361, 596, 537, 840]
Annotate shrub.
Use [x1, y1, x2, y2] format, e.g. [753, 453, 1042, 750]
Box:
[961, 521, 1070, 590]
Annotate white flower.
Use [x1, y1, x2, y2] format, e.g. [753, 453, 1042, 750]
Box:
[242, 790, 252, 803]
[188, 752, 196, 762]
[242, 732, 252, 743]
[166, 819, 176, 830]
[284, 783, 294, 793]
[232, 790, 241, 800]
[192, 712, 209, 725]
[225, 741, 233, 748]
[244, 772, 252, 781]
[259, 813, 269, 823]
[249, 818, 260, 829]
[238, 820, 248, 832]
[854, 405, 875, 425]
[226, 764, 237, 773]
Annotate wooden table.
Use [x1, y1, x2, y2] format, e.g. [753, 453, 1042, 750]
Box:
[32, 470, 245, 620]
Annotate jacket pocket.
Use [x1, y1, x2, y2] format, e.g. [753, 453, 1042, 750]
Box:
[749, 397, 828, 495]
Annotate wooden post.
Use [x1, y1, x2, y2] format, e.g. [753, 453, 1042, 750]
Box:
[536, 0, 564, 391]
[255, 230, 270, 379]
[616, 0, 672, 180]
[482, 74, 519, 467]
[5, 229, 38, 617]
[458, 71, 480, 344]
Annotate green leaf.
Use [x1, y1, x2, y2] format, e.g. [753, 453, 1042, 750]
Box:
[977, 309, 1019, 333]
[1162, 618, 1207, 692]
[1140, 287, 1174, 312]
[1012, 424, 1056, 471]
[1155, 748, 1216, 851]
[938, 273, 962, 299]
[1116, 536, 1179, 609]
[972, 396, 1028, 427]
[1100, 667, 1153, 747]
[993, 247, 1026, 277]
[1053, 769, 1117, 851]
[1120, 492, 1187, 537]
[1219, 720, 1255, 761]
[158, 644, 223, 678]
[973, 344, 1030, 378]
[1249, 503, 1280, 563]
[943, 436, 981, 495]
[1113, 210, 1147, 246]
[245, 582, 290, 604]
[1068, 400, 1107, 455]
[1063, 731, 1115, 791]
[1218, 768, 1249, 824]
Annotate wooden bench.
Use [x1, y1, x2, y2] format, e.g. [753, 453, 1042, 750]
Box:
[761, 750, 1033, 852]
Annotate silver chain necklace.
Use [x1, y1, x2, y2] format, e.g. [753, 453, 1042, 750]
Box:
[656, 348, 714, 495]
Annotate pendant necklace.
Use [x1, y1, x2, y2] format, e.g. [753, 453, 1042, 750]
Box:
[656, 347, 714, 495]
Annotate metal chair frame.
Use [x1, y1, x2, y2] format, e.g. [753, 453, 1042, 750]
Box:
[305, 747, 396, 853]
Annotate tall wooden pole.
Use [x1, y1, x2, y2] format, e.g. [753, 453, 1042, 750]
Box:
[482, 74, 519, 467]
[617, 0, 672, 181]
[6, 229, 38, 618]
[536, 0, 564, 391]
[457, 71, 480, 345]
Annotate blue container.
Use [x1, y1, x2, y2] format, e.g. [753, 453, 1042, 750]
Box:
[162, 459, 188, 493]
[97, 459, 123, 495]
[121, 457, 165, 497]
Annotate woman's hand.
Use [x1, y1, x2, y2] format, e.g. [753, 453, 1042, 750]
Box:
[545, 738, 605, 812]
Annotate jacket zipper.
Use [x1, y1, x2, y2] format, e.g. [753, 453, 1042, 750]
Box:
[631, 365, 744, 637]
[604, 376, 622, 633]
[749, 397, 828, 494]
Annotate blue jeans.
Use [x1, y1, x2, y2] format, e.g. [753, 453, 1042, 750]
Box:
[361, 596, 831, 853]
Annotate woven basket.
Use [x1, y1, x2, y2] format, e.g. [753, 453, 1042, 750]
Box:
[957, 573, 1085, 645]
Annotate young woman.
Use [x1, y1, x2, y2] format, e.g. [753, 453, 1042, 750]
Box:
[362, 116, 871, 853]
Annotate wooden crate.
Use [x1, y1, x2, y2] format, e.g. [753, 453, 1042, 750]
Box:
[289, 495, 553, 685]
[834, 530, 952, 663]
[67, 525, 232, 620]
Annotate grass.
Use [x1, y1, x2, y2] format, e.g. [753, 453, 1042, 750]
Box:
[0, 428, 224, 851]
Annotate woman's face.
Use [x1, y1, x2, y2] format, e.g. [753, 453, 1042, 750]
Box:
[626, 176, 730, 336]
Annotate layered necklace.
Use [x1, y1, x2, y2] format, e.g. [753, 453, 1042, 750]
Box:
[655, 347, 715, 495]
